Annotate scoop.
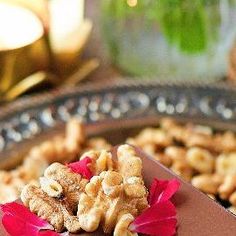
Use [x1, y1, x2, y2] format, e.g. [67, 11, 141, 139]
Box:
[1, 145, 236, 235]
[133, 147, 236, 235]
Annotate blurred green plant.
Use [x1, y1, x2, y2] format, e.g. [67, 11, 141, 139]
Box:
[102, 0, 223, 54]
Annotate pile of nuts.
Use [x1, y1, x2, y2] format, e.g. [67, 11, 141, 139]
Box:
[1, 118, 236, 215]
[21, 144, 148, 235]
[127, 119, 236, 214]
[0, 119, 111, 203]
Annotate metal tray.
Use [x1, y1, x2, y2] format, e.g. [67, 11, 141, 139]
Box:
[0, 79, 236, 168]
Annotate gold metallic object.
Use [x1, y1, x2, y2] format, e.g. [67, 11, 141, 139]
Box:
[63, 58, 100, 86]
[52, 19, 93, 76]
[2, 57, 99, 102]
[0, 1, 96, 102]
[0, 2, 50, 99]
[3, 71, 47, 102]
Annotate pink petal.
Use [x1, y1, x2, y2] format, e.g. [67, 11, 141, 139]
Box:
[130, 201, 177, 236]
[3, 214, 40, 236]
[149, 178, 180, 205]
[66, 157, 93, 179]
[0, 202, 52, 230]
[0, 202, 53, 236]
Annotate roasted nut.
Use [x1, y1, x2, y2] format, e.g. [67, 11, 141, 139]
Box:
[77, 145, 148, 234]
[21, 184, 80, 233]
[153, 153, 172, 167]
[161, 119, 216, 150]
[85, 176, 102, 197]
[102, 171, 123, 197]
[78, 176, 112, 233]
[113, 214, 138, 236]
[190, 125, 213, 135]
[185, 132, 214, 150]
[103, 198, 123, 233]
[40, 177, 63, 198]
[84, 137, 112, 151]
[29, 140, 57, 164]
[0, 183, 22, 203]
[78, 193, 103, 232]
[21, 161, 90, 232]
[124, 177, 146, 198]
[0, 171, 12, 184]
[126, 137, 137, 146]
[118, 145, 149, 201]
[65, 118, 85, 153]
[171, 161, 193, 181]
[120, 157, 142, 178]
[216, 153, 236, 176]
[0, 171, 27, 204]
[218, 175, 236, 199]
[126, 128, 173, 148]
[117, 145, 142, 177]
[160, 118, 177, 130]
[21, 155, 49, 180]
[0, 119, 85, 204]
[165, 146, 187, 162]
[165, 146, 191, 182]
[186, 147, 214, 174]
[191, 174, 222, 194]
[215, 131, 236, 152]
[44, 162, 87, 210]
[160, 119, 187, 144]
[229, 191, 236, 206]
[81, 150, 113, 175]
[141, 143, 156, 155]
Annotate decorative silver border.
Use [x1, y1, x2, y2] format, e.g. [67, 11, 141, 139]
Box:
[0, 79, 236, 153]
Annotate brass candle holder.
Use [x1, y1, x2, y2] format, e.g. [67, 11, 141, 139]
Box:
[0, 2, 50, 101]
[0, 1, 96, 102]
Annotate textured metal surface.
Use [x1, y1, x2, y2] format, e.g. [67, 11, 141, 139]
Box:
[0, 80, 236, 154]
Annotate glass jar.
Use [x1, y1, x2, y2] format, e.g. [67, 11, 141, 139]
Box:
[101, 0, 236, 81]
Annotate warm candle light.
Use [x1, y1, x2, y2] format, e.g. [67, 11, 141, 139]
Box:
[0, 2, 49, 95]
[49, 0, 84, 53]
[0, 2, 43, 51]
[0, 0, 49, 29]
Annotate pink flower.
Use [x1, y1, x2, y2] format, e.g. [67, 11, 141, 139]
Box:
[130, 178, 180, 236]
[149, 178, 180, 205]
[130, 201, 177, 236]
[66, 157, 93, 179]
[0, 202, 64, 236]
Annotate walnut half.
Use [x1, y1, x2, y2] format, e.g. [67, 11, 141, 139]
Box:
[21, 162, 88, 233]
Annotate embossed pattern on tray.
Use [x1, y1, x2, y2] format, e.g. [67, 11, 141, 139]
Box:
[0, 80, 236, 153]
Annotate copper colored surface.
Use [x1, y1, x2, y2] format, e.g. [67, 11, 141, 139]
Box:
[136, 148, 236, 236]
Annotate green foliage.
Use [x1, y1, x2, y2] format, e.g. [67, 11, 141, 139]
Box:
[101, 0, 227, 54]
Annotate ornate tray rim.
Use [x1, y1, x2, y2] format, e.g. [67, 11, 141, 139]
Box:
[0, 79, 234, 120]
[1, 78, 236, 167]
